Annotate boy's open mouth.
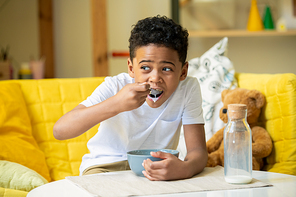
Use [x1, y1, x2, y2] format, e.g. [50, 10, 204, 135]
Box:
[148, 88, 163, 102]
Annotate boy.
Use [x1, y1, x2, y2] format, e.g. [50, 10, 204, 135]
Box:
[53, 15, 207, 181]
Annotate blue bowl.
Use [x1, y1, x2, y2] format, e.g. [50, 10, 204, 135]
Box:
[127, 149, 179, 176]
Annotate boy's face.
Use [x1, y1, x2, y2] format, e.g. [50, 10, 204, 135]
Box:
[128, 44, 188, 108]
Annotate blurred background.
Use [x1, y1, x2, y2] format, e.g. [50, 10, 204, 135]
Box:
[0, 0, 295, 79]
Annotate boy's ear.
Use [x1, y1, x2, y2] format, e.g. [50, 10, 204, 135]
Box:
[179, 62, 188, 81]
[127, 58, 135, 78]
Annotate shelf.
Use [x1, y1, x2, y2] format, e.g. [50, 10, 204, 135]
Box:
[188, 29, 296, 38]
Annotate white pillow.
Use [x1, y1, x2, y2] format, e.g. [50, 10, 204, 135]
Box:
[178, 37, 238, 160]
[188, 37, 237, 141]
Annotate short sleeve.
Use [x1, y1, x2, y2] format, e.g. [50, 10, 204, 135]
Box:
[80, 74, 132, 107]
[182, 77, 204, 125]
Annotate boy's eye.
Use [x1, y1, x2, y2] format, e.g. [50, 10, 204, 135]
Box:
[141, 66, 150, 71]
[163, 67, 172, 71]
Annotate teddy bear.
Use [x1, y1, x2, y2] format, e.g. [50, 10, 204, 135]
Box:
[206, 88, 273, 170]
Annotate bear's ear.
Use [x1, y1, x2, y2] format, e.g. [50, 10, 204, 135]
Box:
[221, 89, 230, 102]
[250, 89, 265, 109]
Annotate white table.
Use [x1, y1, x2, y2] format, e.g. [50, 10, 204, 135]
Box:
[28, 170, 296, 197]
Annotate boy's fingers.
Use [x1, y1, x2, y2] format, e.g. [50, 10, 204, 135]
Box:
[150, 151, 170, 159]
[142, 160, 166, 181]
[143, 158, 164, 170]
[137, 82, 150, 90]
[148, 160, 165, 170]
[142, 170, 159, 181]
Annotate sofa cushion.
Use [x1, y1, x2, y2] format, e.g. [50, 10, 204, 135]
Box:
[0, 160, 48, 192]
[18, 78, 105, 181]
[236, 73, 296, 175]
[0, 82, 51, 181]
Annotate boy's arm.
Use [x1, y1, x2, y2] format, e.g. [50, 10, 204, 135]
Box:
[182, 124, 208, 176]
[53, 82, 150, 140]
[142, 124, 208, 181]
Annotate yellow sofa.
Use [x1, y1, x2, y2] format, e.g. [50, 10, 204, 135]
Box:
[0, 73, 295, 196]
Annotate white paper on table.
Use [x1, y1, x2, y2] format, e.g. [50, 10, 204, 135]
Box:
[66, 166, 272, 197]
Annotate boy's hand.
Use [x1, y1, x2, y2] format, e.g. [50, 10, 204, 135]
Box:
[142, 151, 186, 181]
[116, 82, 150, 112]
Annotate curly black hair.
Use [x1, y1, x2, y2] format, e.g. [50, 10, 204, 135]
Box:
[129, 15, 189, 65]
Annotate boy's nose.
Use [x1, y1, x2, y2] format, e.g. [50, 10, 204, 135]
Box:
[149, 71, 162, 83]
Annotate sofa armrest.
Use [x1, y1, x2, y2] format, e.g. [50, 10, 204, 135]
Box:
[0, 187, 28, 197]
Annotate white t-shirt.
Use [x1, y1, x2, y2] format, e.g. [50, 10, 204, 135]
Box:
[79, 73, 204, 174]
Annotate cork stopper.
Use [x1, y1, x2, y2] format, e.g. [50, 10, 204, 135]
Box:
[228, 104, 247, 120]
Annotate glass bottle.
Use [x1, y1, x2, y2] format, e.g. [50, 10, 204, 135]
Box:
[19, 63, 32, 79]
[224, 104, 252, 184]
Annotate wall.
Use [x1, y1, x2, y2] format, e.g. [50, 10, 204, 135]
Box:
[1, 0, 295, 78]
[0, 0, 39, 78]
[0, 0, 93, 78]
[107, 0, 170, 76]
[53, 0, 92, 78]
[0, 0, 170, 78]
[53, 0, 170, 77]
